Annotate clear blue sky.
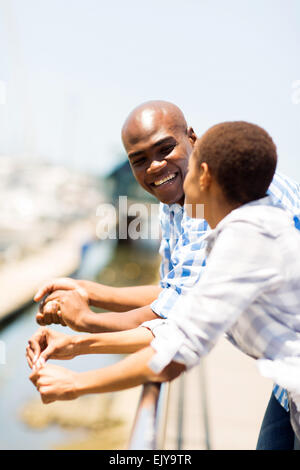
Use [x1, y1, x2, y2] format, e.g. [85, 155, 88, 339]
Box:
[0, 0, 299, 177]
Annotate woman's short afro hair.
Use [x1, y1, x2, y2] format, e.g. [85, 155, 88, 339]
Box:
[195, 121, 277, 204]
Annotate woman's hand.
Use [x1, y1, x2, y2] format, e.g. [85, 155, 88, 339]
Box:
[29, 363, 80, 404]
[26, 327, 79, 368]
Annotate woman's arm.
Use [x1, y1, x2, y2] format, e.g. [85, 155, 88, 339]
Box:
[29, 346, 186, 404]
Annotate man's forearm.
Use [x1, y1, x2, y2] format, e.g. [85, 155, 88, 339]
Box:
[73, 327, 154, 355]
[78, 281, 162, 312]
[82, 304, 160, 333]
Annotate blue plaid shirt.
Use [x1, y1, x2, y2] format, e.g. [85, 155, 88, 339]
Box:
[151, 171, 300, 412]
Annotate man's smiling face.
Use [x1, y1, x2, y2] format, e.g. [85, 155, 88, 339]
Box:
[122, 102, 196, 206]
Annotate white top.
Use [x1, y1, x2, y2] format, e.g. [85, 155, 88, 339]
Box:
[142, 196, 300, 438]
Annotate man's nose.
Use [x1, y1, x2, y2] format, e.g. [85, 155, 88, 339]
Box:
[146, 159, 167, 174]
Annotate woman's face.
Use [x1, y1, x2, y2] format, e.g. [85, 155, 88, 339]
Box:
[183, 149, 205, 219]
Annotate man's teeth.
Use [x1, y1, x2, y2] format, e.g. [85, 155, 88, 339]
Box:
[154, 173, 176, 186]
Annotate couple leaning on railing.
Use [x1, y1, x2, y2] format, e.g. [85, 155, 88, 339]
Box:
[26, 100, 300, 450]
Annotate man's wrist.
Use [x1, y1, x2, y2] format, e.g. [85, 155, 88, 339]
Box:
[79, 309, 101, 333]
[76, 279, 89, 289]
[75, 280, 93, 305]
[77, 280, 109, 307]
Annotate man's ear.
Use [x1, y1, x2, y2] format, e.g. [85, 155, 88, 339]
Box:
[187, 127, 197, 146]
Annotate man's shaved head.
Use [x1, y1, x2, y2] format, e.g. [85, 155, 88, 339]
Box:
[121, 101, 196, 205]
[121, 100, 188, 148]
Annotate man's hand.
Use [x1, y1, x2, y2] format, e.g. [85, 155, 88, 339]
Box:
[30, 364, 80, 404]
[36, 288, 92, 332]
[26, 327, 78, 369]
[34, 277, 162, 315]
[34, 277, 83, 303]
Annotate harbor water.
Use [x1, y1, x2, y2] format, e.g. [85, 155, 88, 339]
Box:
[0, 238, 160, 450]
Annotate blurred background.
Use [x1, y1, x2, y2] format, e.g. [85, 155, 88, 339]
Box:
[0, 0, 299, 450]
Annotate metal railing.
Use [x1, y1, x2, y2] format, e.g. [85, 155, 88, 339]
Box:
[128, 382, 170, 450]
[128, 362, 211, 450]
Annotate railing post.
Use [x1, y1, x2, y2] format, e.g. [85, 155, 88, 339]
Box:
[128, 382, 169, 450]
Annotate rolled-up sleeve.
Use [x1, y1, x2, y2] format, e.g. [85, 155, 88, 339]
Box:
[143, 220, 282, 374]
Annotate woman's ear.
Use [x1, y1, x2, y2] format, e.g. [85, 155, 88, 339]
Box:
[199, 162, 211, 189]
[187, 127, 197, 146]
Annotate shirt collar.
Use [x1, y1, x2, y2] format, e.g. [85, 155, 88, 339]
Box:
[162, 202, 184, 217]
[204, 195, 276, 248]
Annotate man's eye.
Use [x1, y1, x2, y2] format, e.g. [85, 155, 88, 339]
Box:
[133, 157, 146, 166]
[160, 145, 175, 156]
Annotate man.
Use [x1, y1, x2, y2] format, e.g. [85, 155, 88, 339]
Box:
[28, 101, 300, 449]
[30, 100, 200, 332]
